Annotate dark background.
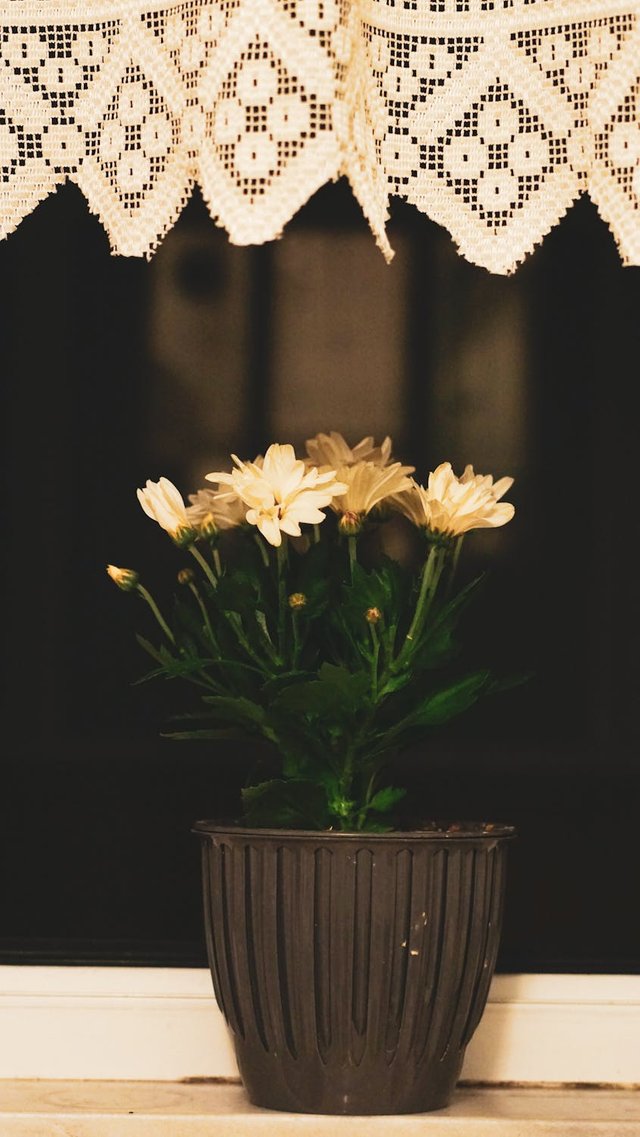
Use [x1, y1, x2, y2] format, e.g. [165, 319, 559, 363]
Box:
[0, 182, 638, 972]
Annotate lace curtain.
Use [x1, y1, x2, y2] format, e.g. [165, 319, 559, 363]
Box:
[1, 0, 639, 273]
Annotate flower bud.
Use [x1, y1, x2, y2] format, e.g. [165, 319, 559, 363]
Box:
[365, 606, 382, 625]
[338, 510, 362, 535]
[425, 526, 454, 549]
[107, 564, 139, 592]
[288, 592, 307, 610]
[199, 512, 218, 541]
[177, 567, 195, 586]
[172, 524, 198, 549]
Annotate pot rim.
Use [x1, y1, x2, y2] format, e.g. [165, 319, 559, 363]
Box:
[192, 819, 516, 841]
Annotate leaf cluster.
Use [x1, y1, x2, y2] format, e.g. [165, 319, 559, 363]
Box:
[128, 521, 513, 831]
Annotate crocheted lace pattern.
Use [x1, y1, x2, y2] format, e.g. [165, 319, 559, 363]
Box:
[1, 1, 639, 271]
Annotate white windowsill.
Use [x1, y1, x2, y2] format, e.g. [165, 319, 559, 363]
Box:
[1, 968, 639, 1085]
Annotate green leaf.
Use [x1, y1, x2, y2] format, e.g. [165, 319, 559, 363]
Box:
[339, 561, 407, 633]
[260, 670, 317, 699]
[215, 572, 260, 613]
[319, 662, 370, 699]
[134, 637, 219, 686]
[378, 671, 412, 697]
[408, 670, 492, 727]
[412, 576, 485, 671]
[375, 558, 409, 609]
[273, 664, 370, 718]
[289, 540, 331, 616]
[206, 658, 262, 677]
[136, 634, 171, 667]
[254, 610, 277, 651]
[263, 704, 335, 781]
[172, 595, 213, 650]
[241, 779, 332, 829]
[200, 695, 265, 731]
[229, 536, 272, 583]
[202, 658, 263, 697]
[486, 670, 534, 695]
[367, 785, 406, 814]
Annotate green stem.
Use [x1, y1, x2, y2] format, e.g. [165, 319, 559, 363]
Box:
[369, 621, 380, 701]
[336, 699, 380, 830]
[276, 541, 288, 660]
[291, 611, 302, 669]
[254, 535, 270, 568]
[212, 547, 222, 577]
[348, 535, 357, 582]
[225, 611, 276, 674]
[254, 610, 280, 663]
[137, 584, 175, 645]
[356, 769, 381, 830]
[189, 545, 218, 590]
[445, 535, 464, 599]
[338, 748, 356, 830]
[188, 582, 218, 654]
[392, 544, 445, 673]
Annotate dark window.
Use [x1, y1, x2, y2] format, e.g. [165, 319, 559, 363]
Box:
[1, 183, 639, 971]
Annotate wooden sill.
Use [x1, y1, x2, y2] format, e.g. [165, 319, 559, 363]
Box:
[0, 1081, 639, 1135]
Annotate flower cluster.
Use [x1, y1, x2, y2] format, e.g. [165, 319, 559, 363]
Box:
[130, 436, 513, 549]
[109, 433, 515, 832]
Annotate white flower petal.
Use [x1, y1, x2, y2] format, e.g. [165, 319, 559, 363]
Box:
[137, 477, 188, 536]
[331, 462, 412, 516]
[205, 470, 234, 484]
[492, 476, 514, 501]
[401, 464, 514, 537]
[187, 488, 246, 530]
[207, 444, 351, 544]
[279, 516, 303, 537]
[256, 514, 282, 546]
[285, 502, 328, 526]
[305, 432, 404, 471]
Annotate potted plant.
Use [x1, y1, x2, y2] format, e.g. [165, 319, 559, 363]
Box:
[109, 433, 517, 1115]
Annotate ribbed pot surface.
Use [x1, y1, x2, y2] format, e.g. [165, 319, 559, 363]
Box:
[193, 823, 513, 1115]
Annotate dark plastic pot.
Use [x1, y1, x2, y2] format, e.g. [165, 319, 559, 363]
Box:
[192, 821, 514, 1115]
